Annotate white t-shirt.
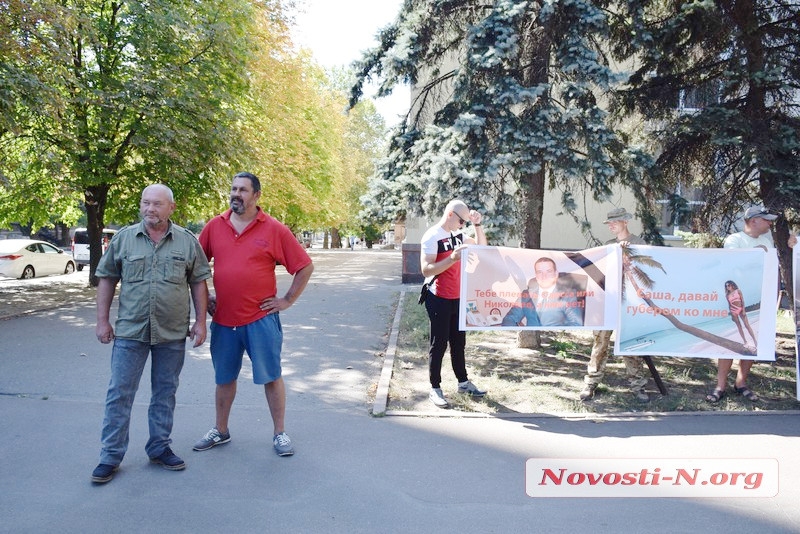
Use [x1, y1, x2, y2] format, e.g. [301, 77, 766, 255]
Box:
[420, 225, 465, 299]
[723, 231, 774, 250]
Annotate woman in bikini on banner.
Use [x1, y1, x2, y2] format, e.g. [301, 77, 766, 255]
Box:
[725, 280, 757, 350]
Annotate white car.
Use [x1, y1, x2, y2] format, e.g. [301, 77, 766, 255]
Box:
[0, 239, 76, 279]
[71, 228, 116, 271]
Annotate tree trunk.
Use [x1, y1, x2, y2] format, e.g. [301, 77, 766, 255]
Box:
[517, 330, 541, 350]
[514, 17, 550, 350]
[84, 184, 109, 288]
[515, 168, 546, 349]
[773, 218, 793, 306]
[518, 168, 546, 249]
[732, 2, 792, 304]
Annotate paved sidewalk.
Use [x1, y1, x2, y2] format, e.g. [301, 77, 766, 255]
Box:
[1, 249, 798, 533]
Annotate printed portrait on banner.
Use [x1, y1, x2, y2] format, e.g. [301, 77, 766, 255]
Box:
[459, 245, 621, 331]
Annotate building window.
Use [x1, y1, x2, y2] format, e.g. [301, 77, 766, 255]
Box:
[675, 82, 720, 113]
[656, 185, 705, 237]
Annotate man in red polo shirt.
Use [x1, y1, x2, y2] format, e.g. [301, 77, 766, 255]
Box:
[194, 172, 314, 457]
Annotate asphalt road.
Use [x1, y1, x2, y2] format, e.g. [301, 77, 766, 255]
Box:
[0, 268, 92, 320]
[1, 249, 799, 533]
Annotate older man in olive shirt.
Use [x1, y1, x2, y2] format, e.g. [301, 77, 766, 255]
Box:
[91, 184, 210, 484]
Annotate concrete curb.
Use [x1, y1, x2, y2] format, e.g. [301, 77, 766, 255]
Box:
[383, 408, 800, 419]
[372, 289, 406, 416]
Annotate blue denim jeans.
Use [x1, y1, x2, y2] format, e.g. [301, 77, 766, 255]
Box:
[99, 338, 186, 465]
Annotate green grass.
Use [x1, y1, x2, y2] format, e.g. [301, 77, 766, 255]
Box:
[390, 292, 800, 414]
[776, 309, 795, 334]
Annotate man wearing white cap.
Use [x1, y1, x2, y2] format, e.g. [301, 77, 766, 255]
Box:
[722, 205, 777, 251]
[707, 205, 781, 403]
[580, 207, 650, 402]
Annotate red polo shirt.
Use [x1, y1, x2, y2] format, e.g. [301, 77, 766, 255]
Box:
[199, 208, 312, 327]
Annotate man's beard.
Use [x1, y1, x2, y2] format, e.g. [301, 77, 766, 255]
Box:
[141, 212, 163, 227]
[230, 198, 245, 214]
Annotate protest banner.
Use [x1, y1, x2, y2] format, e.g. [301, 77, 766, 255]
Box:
[615, 245, 778, 361]
[459, 245, 620, 331]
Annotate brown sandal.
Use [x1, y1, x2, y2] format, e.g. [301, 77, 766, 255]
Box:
[734, 386, 759, 402]
[705, 388, 726, 403]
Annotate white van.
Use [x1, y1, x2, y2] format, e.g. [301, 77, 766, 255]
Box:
[71, 228, 117, 271]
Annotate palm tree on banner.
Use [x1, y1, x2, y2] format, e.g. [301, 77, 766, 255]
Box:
[621, 244, 755, 356]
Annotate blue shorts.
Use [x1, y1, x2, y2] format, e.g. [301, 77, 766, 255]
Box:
[210, 314, 283, 385]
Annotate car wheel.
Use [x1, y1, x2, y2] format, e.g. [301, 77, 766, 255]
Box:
[64, 262, 75, 274]
[21, 265, 35, 279]
[77, 264, 84, 271]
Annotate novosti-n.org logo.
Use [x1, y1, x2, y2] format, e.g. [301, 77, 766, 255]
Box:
[526, 458, 778, 498]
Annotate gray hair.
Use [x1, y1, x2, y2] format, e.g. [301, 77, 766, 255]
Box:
[142, 183, 175, 202]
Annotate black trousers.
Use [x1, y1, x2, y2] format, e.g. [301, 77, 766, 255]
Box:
[424, 292, 467, 388]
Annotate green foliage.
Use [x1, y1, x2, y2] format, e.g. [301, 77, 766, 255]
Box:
[0, 0, 257, 229]
[326, 69, 388, 234]
[609, 0, 800, 297]
[549, 337, 577, 358]
[674, 230, 723, 249]
[609, 0, 800, 232]
[352, 0, 658, 245]
[226, 44, 386, 233]
[1, 0, 387, 271]
[361, 222, 382, 243]
[353, 0, 798, 258]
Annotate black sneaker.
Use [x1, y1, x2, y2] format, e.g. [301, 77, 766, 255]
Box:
[149, 448, 186, 471]
[91, 463, 118, 484]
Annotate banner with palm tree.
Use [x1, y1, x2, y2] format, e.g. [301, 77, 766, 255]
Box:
[616, 245, 778, 361]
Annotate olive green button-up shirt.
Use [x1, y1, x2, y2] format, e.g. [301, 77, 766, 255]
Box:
[96, 220, 211, 344]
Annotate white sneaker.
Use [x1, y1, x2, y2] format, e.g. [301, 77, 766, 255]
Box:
[273, 432, 294, 456]
[193, 427, 231, 451]
[429, 388, 449, 408]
